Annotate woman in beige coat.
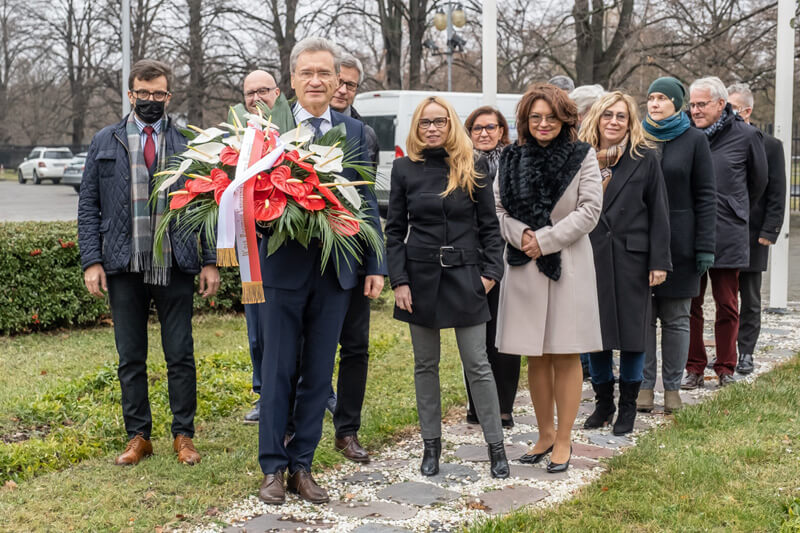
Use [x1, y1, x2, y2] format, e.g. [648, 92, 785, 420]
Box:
[495, 83, 603, 473]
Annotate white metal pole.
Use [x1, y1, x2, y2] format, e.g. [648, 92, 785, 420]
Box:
[121, 0, 131, 117]
[767, 0, 795, 310]
[482, 0, 497, 106]
[446, 4, 453, 92]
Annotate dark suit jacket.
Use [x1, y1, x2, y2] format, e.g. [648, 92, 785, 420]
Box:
[258, 108, 387, 291]
[589, 148, 672, 352]
[744, 132, 786, 272]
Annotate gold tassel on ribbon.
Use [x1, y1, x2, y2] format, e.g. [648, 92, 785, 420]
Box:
[241, 281, 265, 304]
[217, 248, 239, 267]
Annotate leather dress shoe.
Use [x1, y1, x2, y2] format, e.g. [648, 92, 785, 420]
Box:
[173, 434, 201, 465]
[488, 441, 509, 478]
[519, 444, 553, 464]
[115, 434, 153, 465]
[547, 446, 572, 473]
[335, 435, 370, 463]
[259, 469, 286, 504]
[243, 401, 260, 424]
[681, 372, 704, 390]
[287, 469, 329, 503]
[501, 415, 515, 428]
[736, 353, 754, 375]
[420, 438, 441, 476]
[718, 373, 736, 387]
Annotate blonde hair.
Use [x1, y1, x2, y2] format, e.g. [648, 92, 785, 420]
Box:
[578, 91, 654, 158]
[406, 96, 479, 199]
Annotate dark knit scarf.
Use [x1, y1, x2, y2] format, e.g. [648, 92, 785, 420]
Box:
[702, 108, 729, 138]
[475, 143, 505, 179]
[498, 132, 590, 280]
[643, 111, 691, 142]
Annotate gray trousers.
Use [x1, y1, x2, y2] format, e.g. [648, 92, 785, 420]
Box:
[409, 323, 503, 444]
[644, 296, 692, 391]
[737, 271, 762, 357]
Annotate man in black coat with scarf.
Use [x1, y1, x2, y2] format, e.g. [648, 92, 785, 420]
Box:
[682, 76, 768, 389]
[727, 83, 786, 375]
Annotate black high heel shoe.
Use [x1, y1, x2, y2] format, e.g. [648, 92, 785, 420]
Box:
[487, 442, 509, 478]
[420, 437, 441, 476]
[546, 446, 572, 473]
[518, 444, 553, 464]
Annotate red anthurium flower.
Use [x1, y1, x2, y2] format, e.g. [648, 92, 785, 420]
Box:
[185, 176, 216, 193]
[170, 189, 199, 209]
[254, 172, 275, 193]
[254, 189, 287, 221]
[315, 184, 344, 210]
[220, 146, 240, 166]
[293, 192, 326, 211]
[271, 165, 313, 198]
[327, 209, 360, 236]
[210, 169, 230, 205]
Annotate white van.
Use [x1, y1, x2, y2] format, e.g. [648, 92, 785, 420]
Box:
[353, 90, 522, 212]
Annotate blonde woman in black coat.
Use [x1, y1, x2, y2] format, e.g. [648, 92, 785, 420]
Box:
[385, 96, 509, 479]
[579, 91, 672, 436]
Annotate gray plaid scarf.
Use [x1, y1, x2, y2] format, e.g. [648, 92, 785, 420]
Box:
[126, 113, 171, 286]
[702, 109, 729, 138]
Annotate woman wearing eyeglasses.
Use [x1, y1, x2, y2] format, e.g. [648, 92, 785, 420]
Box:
[385, 96, 509, 479]
[495, 84, 603, 473]
[578, 91, 672, 436]
[460, 107, 520, 429]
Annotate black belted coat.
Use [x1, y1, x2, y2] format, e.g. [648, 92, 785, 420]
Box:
[385, 149, 504, 328]
[589, 148, 672, 352]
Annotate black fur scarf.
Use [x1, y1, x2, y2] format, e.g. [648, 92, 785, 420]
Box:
[499, 133, 590, 280]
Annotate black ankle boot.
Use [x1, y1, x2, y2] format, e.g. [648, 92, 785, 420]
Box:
[420, 438, 441, 476]
[487, 441, 509, 479]
[613, 380, 641, 436]
[584, 380, 616, 429]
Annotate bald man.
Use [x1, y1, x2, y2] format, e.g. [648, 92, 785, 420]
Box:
[230, 70, 281, 126]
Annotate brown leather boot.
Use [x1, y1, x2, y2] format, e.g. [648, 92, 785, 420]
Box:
[287, 469, 329, 503]
[258, 469, 286, 504]
[334, 434, 370, 463]
[115, 434, 153, 466]
[173, 434, 201, 465]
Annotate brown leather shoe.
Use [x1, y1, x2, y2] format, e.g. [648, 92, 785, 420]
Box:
[115, 434, 153, 466]
[287, 469, 329, 503]
[335, 434, 370, 463]
[258, 470, 286, 504]
[173, 434, 201, 465]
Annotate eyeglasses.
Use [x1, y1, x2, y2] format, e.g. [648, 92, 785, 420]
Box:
[295, 69, 335, 82]
[338, 80, 359, 92]
[471, 124, 499, 134]
[245, 87, 276, 99]
[689, 100, 714, 110]
[528, 114, 560, 126]
[418, 117, 449, 129]
[601, 111, 629, 123]
[132, 89, 170, 102]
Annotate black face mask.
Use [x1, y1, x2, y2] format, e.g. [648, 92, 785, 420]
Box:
[134, 99, 165, 124]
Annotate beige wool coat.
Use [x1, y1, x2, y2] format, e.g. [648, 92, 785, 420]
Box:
[494, 149, 604, 357]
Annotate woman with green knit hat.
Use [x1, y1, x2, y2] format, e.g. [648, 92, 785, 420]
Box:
[637, 77, 718, 414]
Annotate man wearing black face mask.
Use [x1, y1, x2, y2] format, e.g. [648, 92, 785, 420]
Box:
[78, 59, 219, 467]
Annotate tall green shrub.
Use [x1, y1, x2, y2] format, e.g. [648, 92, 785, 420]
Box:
[0, 221, 241, 335]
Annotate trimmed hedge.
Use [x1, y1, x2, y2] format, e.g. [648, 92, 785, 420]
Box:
[0, 221, 241, 335]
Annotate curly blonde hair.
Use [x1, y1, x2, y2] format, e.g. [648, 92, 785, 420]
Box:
[578, 91, 654, 158]
[406, 96, 479, 199]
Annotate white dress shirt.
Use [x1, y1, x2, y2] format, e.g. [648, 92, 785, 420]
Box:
[293, 104, 333, 136]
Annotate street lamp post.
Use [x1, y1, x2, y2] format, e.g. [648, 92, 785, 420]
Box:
[430, 3, 467, 92]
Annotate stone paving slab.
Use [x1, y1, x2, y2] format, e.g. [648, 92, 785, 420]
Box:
[329, 501, 418, 520]
[222, 513, 332, 533]
[343, 471, 388, 484]
[350, 525, 415, 533]
[587, 434, 633, 449]
[429, 463, 479, 485]
[453, 443, 528, 462]
[572, 442, 616, 459]
[509, 431, 539, 444]
[508, 464, 569, 481]
[569, 457, 602, 470]
[479, 485, 549, 515]
[513, 415, 537, 426]
[376, 481, 460, 507]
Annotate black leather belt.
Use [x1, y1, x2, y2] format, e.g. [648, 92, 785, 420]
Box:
[406, 245, 481, 268]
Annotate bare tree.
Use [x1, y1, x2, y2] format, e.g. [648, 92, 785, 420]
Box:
[0, 0, 27, 143]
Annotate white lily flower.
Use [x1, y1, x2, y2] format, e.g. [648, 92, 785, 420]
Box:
[181, 142, 225, 164]
[334, 176, 362, 210]
[188, 126, 227, 145]
[313, 151, 344, 174]
[156, 159, 193, 192]
[218, 122, 245, 134]
[243, 113, 281, 132]
[223, 136, 242, 150]
[280, 124, 314, 147]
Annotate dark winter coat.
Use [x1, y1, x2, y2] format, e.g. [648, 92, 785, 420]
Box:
[589, 148, 672, 352]
[744, 132, 786, 272]
[693, 105, 768, 269]
[78, 114, 216, 275]
[385, 149, 504, 328]
[652, 126, 717, 298]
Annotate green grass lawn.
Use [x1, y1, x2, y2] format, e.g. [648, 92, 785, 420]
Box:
[0, 169, 16, 181]
[0, 298, 472, 531]
[470, 354, 800, 533]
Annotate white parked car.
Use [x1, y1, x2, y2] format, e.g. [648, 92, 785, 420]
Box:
[61, 152, 88, 193]
[17, 147, 73, 184]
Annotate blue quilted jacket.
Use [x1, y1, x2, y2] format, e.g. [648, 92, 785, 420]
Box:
[78, 114, 216, 275]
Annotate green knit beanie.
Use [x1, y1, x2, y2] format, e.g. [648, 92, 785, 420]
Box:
[648, 77, 686, 111]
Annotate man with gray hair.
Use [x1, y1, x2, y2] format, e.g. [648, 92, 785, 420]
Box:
[256, 37, 386, 505]
[727, 82, 786, 375]
[331, 53, 379, 164]
[569, 84, 605, 127]
[682, 76, 768, 389]
[548, 74, 575, 92]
